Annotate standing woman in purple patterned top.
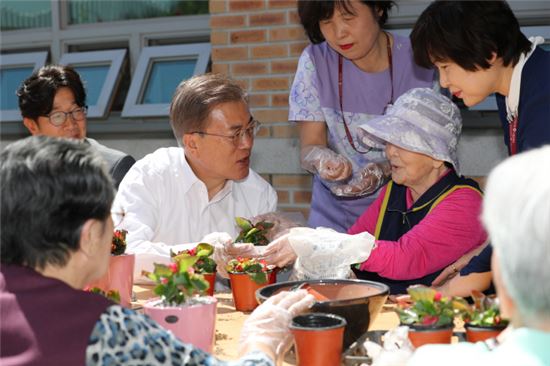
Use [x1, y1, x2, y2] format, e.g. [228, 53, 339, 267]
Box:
[290, 0, 434, 232]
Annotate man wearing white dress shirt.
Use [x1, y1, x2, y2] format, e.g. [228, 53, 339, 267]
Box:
[113, 74, 277, 279]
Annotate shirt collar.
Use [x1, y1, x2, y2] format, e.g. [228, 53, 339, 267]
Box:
[181, 150, 233, 202]
[506, 36, 545, 122]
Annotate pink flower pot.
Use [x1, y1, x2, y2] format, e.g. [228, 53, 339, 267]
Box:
[143, 297, 217, 353]
[88, 254, 135, 307]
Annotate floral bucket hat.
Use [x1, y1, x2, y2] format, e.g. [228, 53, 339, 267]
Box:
[358, 87, 462, 173]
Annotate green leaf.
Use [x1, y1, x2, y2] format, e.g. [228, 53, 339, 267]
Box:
[195, 243, 214, 257]
[176, 256, 199, 274]
[152, 263, 172, 277]
[249, 271, 267, 284]
[235, 217, 253, 231]
[407, 285, 436, 302]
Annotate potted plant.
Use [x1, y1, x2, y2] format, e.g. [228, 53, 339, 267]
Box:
[86, 229, 135, 307]
[234, 217, 274, 246]
[142, 256, 217, 352]
[172, 243, 217, 296]
[459, 290, 509, 342]
[226, 257, 276, 312]
[87, 287, 121, 304]
[396, 285, 458, 348]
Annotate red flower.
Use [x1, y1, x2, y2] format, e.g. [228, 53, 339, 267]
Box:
[421, 315, 439, 326]
[168, 262, 178, 274]
[236, 264, 244, 272]
[434, 292, 442, 302]
[161, 277, 169, 285]
[188, 247, 197, 257]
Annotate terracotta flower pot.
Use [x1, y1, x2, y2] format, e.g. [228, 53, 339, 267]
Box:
[203, 272, 216, 296]
[88, 254, 135, 307]
[229, 271, 276, 312]
[290, 313, 347, 366]
[464, 323, 507, 343]
[143, 296, 217, 353]
[407, 323, 453, 348]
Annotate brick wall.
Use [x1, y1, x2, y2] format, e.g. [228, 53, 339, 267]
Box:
[209, 0, 312, 219]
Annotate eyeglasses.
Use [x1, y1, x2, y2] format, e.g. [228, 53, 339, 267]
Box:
[111, 210, 126, 228]
[190, 119, 261, 147]
[44, 106, 88, 127]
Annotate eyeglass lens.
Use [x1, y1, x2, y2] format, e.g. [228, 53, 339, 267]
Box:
[49, 108, 87, 126]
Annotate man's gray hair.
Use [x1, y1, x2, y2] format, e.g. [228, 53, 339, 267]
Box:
[482, 145, 550, 325]
[169, 73, 248, 146]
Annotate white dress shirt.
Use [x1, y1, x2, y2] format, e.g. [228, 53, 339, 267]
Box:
[113, 147, 277, 279]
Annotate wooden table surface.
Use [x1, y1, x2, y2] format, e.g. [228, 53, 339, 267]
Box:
[132, 286, 400, 364]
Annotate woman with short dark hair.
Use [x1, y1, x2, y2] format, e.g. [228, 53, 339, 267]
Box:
[290, 0, 434, 232]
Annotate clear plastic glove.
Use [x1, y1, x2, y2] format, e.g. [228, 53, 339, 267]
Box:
[331, 161, 391, 197]
[301, 145, 353, 182]
[260, 233, 297, 268]
[261, 227, 375, 279]
[250, 212, 300, 241]
[238, 290, 315, 363]
[201, 232, 257, 278]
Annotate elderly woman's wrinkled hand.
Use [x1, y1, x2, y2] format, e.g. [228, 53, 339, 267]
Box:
[260, 233, 297, 268]
[301, 145, 353, 182]
[330, 161, 390, 197]
[238, 290, 315, 361]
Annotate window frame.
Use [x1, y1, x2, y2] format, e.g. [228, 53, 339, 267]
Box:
[121, 43, 210, 118]
[0, 51, 48, 122]
[59, 49, 126, 119]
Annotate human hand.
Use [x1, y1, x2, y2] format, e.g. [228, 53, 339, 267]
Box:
[250, 211, 300, 241]
[301, 145, 352, 182]
[431, 242, 489, 286]
[238, 290, 315, 362]
[259, 233, 297, 268]
[202, 232, 257, 278]
[331, 161, 390, 197]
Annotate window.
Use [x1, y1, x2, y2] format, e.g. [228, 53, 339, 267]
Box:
[0, 1, 51, 31]
[122, 43, 210, 118]
[67, 0, 207, 25]
[0, 51, 48, 122]
[59, 49, 126, 119]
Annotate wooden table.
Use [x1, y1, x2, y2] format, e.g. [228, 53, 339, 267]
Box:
[133, 286, 399, 363]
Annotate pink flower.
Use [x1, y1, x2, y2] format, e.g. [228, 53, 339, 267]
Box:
[188, 247, 197, 257]
[161, 277, 169, 285]
[168, 262, 178, 274]
[434, 292, 442, 302]
[187, 267, 195, 275]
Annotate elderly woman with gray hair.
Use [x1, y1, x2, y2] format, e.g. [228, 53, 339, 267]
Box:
[409, 146, 550, 365]
[260, 88, 487, 294]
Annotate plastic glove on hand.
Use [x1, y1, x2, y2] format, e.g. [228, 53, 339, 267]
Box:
[301, 145, 353, 182]
[331, 161, 390, 197]
[202, 232, 256, 278]
[260, 233, 297, 268]
[250, 211, 300, 241]
[238, 290, 315, 362]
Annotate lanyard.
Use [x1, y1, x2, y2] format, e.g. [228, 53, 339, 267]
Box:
[338, 31, 393, 154]
[508, 115, 518, 155]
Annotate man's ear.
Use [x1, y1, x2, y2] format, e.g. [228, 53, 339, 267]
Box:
[23, 118, 40, 135]
[183, 133, 199, 156]
[488, 52, 499, 65]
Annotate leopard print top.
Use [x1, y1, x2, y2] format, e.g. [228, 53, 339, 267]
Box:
[86, 305, 273, 366]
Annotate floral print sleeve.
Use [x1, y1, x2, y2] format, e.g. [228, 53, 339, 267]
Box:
[289, 49, 325, 122]
[86, 305, 274, 366]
